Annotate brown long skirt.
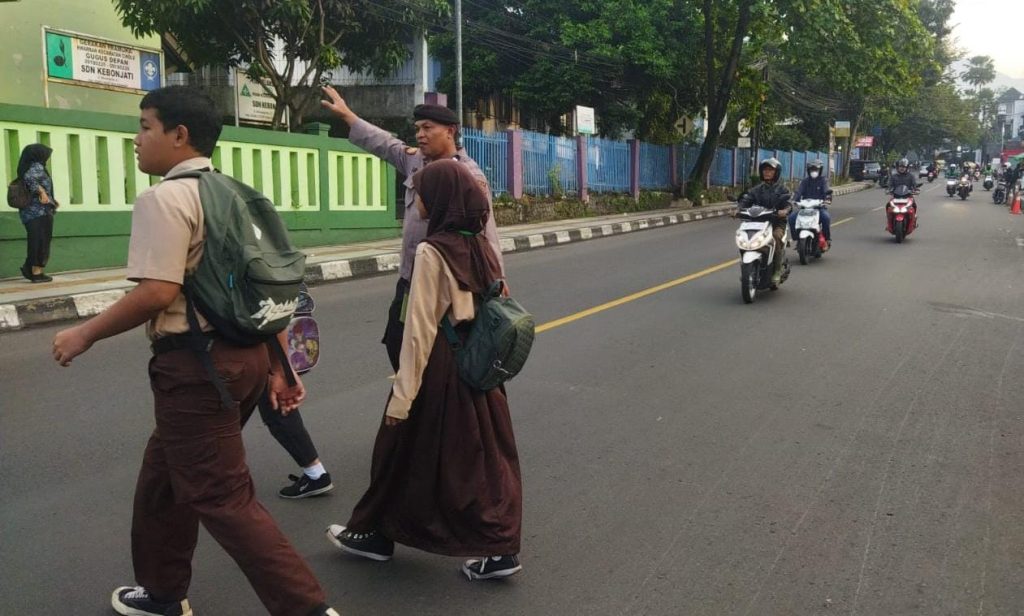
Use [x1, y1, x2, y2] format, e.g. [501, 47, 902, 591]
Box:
[347, 335, 522, 557]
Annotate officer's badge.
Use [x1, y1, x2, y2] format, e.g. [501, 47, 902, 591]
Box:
[405, 147, 419, 155]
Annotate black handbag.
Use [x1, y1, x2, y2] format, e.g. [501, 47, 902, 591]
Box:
[6, 179, 31, 210]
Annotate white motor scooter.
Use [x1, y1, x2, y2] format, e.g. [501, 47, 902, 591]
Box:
[735, 205, 790, 304]
[793, 198, 830, 265]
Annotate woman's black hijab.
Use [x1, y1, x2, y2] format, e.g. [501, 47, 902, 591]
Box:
[412, 159, 501, 294]
[17, 144, 53, 180]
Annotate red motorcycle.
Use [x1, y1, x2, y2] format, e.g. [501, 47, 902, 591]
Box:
[885, 184, 919, 243]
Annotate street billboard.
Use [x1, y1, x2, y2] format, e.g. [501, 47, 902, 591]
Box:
[236, 70, 281, 125]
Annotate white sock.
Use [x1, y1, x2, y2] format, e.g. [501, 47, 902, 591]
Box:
[303, 462, 327, 480]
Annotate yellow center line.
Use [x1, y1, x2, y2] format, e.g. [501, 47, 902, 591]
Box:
[536, 259, 739, 334]
[537, 213, 861, 334]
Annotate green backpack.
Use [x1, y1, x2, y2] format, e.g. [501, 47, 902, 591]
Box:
[441, 281, 535, 391]
[169, 169, 306, 346]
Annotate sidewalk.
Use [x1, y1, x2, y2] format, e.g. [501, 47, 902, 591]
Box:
[0, 182, 870, 332]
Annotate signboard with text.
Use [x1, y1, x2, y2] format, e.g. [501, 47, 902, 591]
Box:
[45, 29, 162, 94]
[236, 70, 281, 125]
[576, 105, 596, 135]
[854, 136, 875, 148]
[834, 121, 851, 138]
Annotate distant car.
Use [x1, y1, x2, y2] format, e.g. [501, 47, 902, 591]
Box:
[850, 160, 882, 181]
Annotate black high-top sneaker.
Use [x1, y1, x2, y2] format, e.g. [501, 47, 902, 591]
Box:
[111, 586, 191, 616]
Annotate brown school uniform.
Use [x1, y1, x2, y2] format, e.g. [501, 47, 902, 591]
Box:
[345, 242, 523, 557]
[126, 157, 326, 615]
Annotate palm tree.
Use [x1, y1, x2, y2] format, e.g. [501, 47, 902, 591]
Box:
[961, 55, 996, 89]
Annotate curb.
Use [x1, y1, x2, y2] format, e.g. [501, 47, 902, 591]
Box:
[0, 183, 870, 333]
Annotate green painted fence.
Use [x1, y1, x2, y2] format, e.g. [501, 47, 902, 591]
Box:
[0, 103, 399, 280]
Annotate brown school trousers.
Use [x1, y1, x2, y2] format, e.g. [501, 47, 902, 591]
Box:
[132, 341, 326, 616]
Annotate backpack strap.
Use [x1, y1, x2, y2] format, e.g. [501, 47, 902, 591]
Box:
[164, 168, 214, 181]
[183, 287, 238, 411]
[440, 315, 463, 351]
[268, 334, 298, 387]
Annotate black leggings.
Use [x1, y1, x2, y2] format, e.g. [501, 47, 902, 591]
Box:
[256, 390, 320, 468]
[24, 215, 54, 269]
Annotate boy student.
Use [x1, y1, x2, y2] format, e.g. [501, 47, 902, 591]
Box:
[52, 87, 338, 616]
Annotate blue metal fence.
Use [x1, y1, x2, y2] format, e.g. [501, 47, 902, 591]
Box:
[523, 132, 579, 196]
[710, 148, 734, 186]
[640, 142, 671, 190]
[464, 127, 840, 195]
[462, 128, 508, 195]
[587, 136, 630, 193]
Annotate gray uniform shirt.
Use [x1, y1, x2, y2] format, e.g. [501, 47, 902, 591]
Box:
[348, 118, 505, 281]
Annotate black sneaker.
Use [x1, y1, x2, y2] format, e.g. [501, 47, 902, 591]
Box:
[462, 555, 523, 580]
[306, 605, 341, 616]
[325, 524, 394, 561]
[279, 472, 333, 499]
[31, 273, 52, 283]
[111, 586, 192, 616]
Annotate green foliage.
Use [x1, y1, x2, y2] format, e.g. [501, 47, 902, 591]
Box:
[115, 0, 446, 128]
[430, 0, 703, 141]
[962, 56, 996, 88]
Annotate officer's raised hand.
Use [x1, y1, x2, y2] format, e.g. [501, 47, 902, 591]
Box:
[321, 86, 357, 125]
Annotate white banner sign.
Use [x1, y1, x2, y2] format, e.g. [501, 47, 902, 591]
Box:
[45, 29, 162, 93]
[737, 137, 752, 149]
[576, 105, 595, 135]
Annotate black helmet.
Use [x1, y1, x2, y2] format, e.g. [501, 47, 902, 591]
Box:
[897, 157, 909, 170]
[759, 157, 782, 182]
[807, 160, 824, 175]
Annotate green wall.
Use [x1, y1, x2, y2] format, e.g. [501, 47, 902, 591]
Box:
[0, 0, 162, 115]
[1, 104, 400, 279]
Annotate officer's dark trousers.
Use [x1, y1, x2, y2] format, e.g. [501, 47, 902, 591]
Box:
[382, 277, 410, 371]
[133, 342, 326, 615]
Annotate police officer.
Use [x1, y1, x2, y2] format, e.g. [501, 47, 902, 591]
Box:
[320, 86, 505, 370]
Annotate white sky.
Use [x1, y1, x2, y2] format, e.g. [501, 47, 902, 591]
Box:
[950, 0, 1024, 78]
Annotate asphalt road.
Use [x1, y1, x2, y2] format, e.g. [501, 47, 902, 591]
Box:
[4, 180, 1024, 615]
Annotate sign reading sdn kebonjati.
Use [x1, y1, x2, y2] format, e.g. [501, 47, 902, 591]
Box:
[44, 28, 162, 94]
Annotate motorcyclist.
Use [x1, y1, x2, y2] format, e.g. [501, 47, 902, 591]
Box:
[738, 157, 791, 287]
[945, 163, 959, 179]
[890, 158, 917, 193]
[788, 159, 833, 250]
[889, 157, 921, 218]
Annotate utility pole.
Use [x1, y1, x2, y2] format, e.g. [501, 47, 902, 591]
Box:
[455, 0, 463, 124]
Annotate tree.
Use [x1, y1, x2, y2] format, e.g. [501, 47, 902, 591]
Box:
[430, 0, 704, 141]
[961, 55, 996, 89]
[116, 0, 446, 129]
[682, 0, 757, 202]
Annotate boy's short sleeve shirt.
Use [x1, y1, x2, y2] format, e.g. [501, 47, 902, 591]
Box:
[126, 157, 212, 340]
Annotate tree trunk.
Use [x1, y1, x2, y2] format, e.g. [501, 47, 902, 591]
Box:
[685, 0, 754, 204]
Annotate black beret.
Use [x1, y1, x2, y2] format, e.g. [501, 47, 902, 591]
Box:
[413, 104, 459, 125]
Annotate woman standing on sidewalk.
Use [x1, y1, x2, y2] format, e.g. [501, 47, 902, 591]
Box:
[17, 144, 58, 283]
[326, 159, 524, 580]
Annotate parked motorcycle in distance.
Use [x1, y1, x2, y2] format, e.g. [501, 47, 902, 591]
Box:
[794, 198, 829, 265]
[957, 175, 972, 200]
[735, 205, 790, 303]
[885, 185, 919, 243]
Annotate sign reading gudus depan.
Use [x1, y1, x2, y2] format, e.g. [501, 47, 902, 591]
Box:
[44, 28, 162, 94]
